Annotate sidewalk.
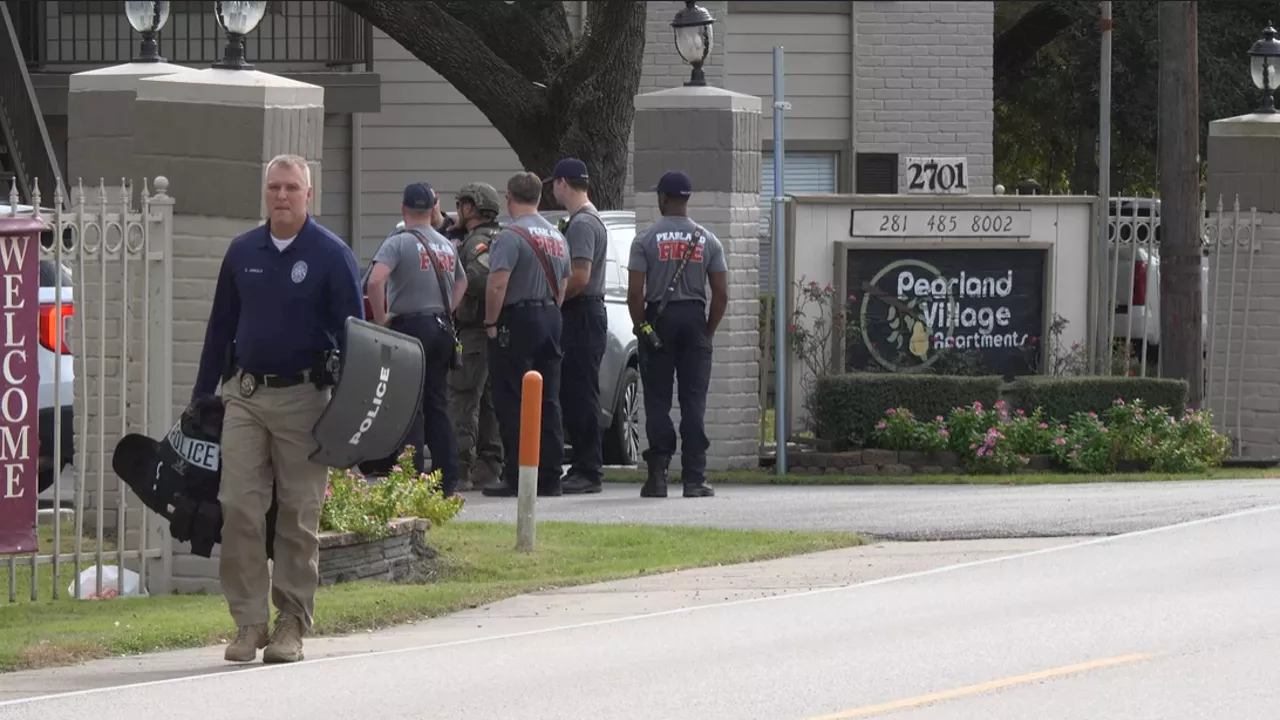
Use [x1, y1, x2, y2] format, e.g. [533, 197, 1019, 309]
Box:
[0, 537, 1080, 704]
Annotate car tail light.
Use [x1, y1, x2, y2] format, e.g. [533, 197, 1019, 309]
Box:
[39, 302, 74, 354]
[1131, 260, 1147, 307]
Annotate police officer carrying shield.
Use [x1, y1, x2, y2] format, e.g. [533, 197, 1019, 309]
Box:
[627, 171, 728, 499]
[547, 159, 610, 494]
[366, 182, 468, 497]
[193, 153, 364, 664]
[447, 182, 505, 492]
[480, 171, 571, 497]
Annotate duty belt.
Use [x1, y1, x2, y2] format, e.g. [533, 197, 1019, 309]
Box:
[510, 299, 555, 308]
[563, 295, 604, 307]
[237, 368, 313, 389]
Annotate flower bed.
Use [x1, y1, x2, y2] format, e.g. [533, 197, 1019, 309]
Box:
[860, 398, 1231, 475]
[316, 447, 464, 585]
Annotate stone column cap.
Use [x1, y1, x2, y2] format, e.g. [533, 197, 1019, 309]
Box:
[136, 68, 323, 108]
[1209, 113, 1280, 138]
[70, 61, 190, 92]
[636, 84, 761, 112]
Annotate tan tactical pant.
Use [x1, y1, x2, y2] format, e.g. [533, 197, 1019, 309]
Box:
[217, 375, 330, 631]
[448, 327, 503, 487]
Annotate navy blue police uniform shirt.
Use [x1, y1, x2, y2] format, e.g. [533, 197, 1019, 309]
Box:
[193, 215, 365, 399]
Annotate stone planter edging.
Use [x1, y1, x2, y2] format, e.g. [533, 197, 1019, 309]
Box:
[318, 517, 433, 586]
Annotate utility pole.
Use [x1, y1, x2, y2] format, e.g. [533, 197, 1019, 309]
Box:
[1158, 0, 1203, 407]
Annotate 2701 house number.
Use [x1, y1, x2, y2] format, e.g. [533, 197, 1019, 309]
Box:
[905, 157, 969, 194]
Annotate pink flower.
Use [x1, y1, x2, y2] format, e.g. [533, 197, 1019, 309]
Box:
[1038, 423, 1048, 429]
[886, 408, 896, 415]
[1053, 437, 1067, 446]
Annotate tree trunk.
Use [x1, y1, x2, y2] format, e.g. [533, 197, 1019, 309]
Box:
[337, 1, 647, 210]
[1157, 1, 1203, 407]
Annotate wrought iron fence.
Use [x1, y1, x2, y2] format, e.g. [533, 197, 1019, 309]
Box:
[11, 0, 371, 69]
[2, 175, 175, 603]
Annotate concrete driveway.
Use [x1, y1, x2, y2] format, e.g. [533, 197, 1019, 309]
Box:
[458, 478, 1280, 540]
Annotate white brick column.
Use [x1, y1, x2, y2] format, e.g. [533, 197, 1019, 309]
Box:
[1204, 113, 1280, 458]
[633, 85, 762, 474]
[626, 1, 730, 208]
[132, 68, 325, 593]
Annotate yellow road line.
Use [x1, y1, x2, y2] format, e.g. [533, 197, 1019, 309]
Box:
[806, 652, 1155, 719]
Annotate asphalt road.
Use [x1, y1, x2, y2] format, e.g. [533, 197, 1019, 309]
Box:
[456, 478, 1280, 540]
[4, 504, 1276, 719]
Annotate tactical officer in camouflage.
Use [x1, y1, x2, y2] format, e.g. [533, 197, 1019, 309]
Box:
[447, 182, 506, 491]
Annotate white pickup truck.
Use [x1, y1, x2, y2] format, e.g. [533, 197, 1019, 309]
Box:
[1106, 198, 1210, 357]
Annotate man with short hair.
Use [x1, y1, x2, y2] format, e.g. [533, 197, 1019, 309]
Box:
[481, 171, 571, 497]
[448, 182, 505, 491]
[548, 158, 610, 494]
[367, 182, 468, 497]
[193, 153, 364, 664]
[627, 170, 728, 499]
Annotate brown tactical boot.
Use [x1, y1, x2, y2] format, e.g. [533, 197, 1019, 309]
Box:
[224, 623, 268, 662]
[262, 613, 305, 664]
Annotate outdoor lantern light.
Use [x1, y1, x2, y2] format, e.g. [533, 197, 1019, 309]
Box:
[124, 1, 171, 63]
[1249, 23, 1280, 113]
[212, 0, 268, 70]
[671, 1, 715, 87]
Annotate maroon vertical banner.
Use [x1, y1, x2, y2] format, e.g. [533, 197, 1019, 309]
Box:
[0, 216, 43, 555]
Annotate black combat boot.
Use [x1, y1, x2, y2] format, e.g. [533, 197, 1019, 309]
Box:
[640, 454, 669, 498]
[683, 480, 715, 498]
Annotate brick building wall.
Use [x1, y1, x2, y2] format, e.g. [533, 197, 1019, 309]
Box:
[853, 0, 995, 193]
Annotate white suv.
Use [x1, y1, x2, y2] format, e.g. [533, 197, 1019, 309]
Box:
[37, 257, 75, 498]
[2, 200, 76, 500]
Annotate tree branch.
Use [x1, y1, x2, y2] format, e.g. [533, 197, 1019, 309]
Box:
[435, 1, 573, 83]
[994, 1, 1079, 100]
[337, 1, 548, 134]
[551, 1, 649, 106]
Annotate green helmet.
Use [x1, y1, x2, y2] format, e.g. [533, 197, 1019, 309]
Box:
[457, 182, 502, 216]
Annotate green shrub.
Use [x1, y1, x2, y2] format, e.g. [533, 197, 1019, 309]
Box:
[812, 372, 1002, 450]
[1006, 376, 1188, 424]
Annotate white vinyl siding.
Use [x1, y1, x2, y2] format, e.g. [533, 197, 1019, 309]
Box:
[759, 152, 838, 293]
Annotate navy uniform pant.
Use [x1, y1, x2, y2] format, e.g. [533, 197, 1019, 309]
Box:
[639, 300, 712, 483]
[390, 312, 460, 496]
[560, 295, 607, 484]
[489, 301, 564, 492]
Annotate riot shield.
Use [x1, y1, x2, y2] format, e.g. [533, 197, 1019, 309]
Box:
[309, 316, 425, 469]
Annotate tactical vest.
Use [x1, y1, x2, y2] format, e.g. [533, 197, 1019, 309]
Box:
[456, 224, 500, 328]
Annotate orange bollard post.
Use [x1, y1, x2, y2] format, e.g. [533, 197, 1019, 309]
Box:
[516, 370, 543, 551]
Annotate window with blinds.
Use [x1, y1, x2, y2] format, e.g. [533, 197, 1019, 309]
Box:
[759, 152, 838, 293]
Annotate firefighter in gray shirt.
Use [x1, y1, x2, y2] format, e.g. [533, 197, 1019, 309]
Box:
[367, 182, 467, 496]
[480, 171, 572, 497]
[548, 158, 610, 494]
[628, 171, 728, 498]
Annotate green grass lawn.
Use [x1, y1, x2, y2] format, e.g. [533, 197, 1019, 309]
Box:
[0, 520, 865, 672]
[602, 467, 1280, 486]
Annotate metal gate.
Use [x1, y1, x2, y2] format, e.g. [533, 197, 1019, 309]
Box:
[3, 175, 175, 602]
[1202, 194, 1261, 448]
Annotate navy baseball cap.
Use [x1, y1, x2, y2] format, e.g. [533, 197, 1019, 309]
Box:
[649, 170, 693, 197]
[402, 182, 437, 210]
[546, 158, 589, 183]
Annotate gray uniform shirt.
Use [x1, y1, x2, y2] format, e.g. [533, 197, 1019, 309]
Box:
[565, 203, 609, 298]
[629, 215, 727, 304]
[490, 213, 571, 305]
[371, 223, 465, 314]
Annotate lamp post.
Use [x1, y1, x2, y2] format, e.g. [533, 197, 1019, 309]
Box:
[124, 1, 171, 63]
[1249, 23, 1280, 113]
[671, 1, 715, 87]
[212, 0, 268, 70]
